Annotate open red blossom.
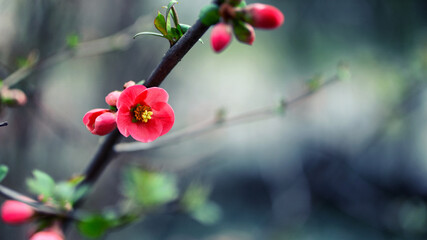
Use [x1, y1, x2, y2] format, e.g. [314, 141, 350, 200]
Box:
[1, 200, 34, 224]
[82, 109, 117, 136]
[245, 4, 284, 29]
[116, 85, 174, 142]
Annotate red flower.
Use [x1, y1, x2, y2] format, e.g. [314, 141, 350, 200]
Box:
[211, 23, 232, 53]
[82, 109, 117, 136]
[244, 4, 284, 29]
[1, 200, 34, 224]
[116, 85, 174, 142]
[30, 230, 63, 240]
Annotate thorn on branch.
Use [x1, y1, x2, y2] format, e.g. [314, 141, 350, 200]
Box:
[0, 121, 8, 127]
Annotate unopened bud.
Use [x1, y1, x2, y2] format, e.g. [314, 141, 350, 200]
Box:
[123, 81, 136, 89]
[105, 91, 121, 107]
[232, 20, 255, 45]
[82, 109, 117, 136]
[1, 200, 34, 224]
[211, 23, 233, 53]
[1, 88, 27, 107]
[243, 4, 284, 29]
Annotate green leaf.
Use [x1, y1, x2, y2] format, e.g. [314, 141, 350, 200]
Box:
[181, 183, 210, 212]
[136, 80, 145, 85]
[236, 0, 247, 7]
[191, 202, 222, 225]
[169, 28, 181, 40]
[123, 168, 178, 208]
[165, 1, 179, 33]
[66, 34, 79, 48]
[53, 182, 75, 205]
[26, 170, 56, 199]
[199, 4, 220, 26]
[133, 32, 168, 39]
[0, 165, 8, 182]
[179, 24, 191, 34]
[77, 214, 113, 239]
[154, 12, 168, 37]
[306, 74, 323, 92]
[72, 185, 89, 204]
[16, 57, 29, 68]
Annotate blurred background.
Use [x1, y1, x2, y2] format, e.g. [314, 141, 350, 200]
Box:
[1, 0, 427, 239]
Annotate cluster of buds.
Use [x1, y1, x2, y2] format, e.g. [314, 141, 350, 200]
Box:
[83, 81, 175, 142]
[1, 200, 64, 240]
[201, 0, 284, 53]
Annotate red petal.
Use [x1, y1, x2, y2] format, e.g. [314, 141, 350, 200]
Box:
[116, 85, 147, 109]
[135, 87, 169, 106]
[128, 120, 163, 143]
[151, 102, 175, 136]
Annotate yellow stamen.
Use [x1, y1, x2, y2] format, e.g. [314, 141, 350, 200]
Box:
[133, 105, 153, 123]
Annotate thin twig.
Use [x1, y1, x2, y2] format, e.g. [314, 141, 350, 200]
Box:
[0, 185, 81, 220]
[2, 16, 151, 88]
[115, 76, 340, 152]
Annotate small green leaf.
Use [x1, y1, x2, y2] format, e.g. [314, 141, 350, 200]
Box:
[53, 182, 74, 205]
[133, 32, 168, 39]
[306, 74, 323, 92]
[68, 175, 85, 186]
[16, 57, 29, 68]
[66, 34, 79, 48]
[123, 168, 178, 208]
[165, 1, 179, 33]
[181, 183, 209, 212]
[191, 202, 222, 225]
[26, 170, 56, 199]
[136, 80, 145, 85]
[154, 12, 168, 37]
[179, 24, 191, 33]
[169, 28, 181, 40]
[0, 165, 8, 182]
[77, 214, 113, 239]
[72, 185, 89, 204]
[236, 0, 247, 7]
[199, 4, 220, 26]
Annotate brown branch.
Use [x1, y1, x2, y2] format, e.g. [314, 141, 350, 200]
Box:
[115, 76, 340, 152]
[0, 185, 81, 220]
[74, 19, 210, 208]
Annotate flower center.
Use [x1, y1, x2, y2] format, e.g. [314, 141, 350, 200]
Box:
[132, 104, 153, 123]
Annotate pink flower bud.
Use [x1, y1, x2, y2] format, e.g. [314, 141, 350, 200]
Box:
[82, 109, 117, 136]
[232, 21, 255, 45]
[105, 91, 121, 107]
[30, 230, 64, 240]
[123, 81, 136, 89]
[1, 88, 27, 107]
[244, 4, 284, 29]
[210, 23, 232, 53]
[1, 200, 34, 224]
